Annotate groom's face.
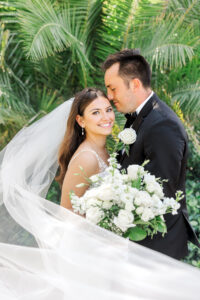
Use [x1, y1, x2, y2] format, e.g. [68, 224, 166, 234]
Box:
[104, 63, 136, 114]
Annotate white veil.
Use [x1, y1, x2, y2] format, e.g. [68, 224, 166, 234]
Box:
[0, 99, 200, 300]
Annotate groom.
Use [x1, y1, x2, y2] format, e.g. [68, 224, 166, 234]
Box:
[102, 49, 199, 260]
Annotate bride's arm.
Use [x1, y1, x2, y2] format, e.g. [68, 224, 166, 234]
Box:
[60, 152, 99, 210]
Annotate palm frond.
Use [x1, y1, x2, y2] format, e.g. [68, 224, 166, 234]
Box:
[134, 13, 197, 69]
[172, 83, 200, 120]
[14, 0, 95, 86]
[166, 0, 200, 25]
[32, 86, 63, 113]
[0, 26, 31, 103]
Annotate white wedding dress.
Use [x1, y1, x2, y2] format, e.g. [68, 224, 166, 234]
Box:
[0, 99, 200, 300]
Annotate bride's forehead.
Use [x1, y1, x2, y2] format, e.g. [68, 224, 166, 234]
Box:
[86, 97, 110, 110]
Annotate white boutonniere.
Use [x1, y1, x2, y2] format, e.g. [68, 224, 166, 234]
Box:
[116, 128, 137, 155]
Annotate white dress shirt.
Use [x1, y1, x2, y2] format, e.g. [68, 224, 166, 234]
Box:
[136, 91, 154, 115]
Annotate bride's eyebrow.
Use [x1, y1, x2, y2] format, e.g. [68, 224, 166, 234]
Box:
[89, 105, 112, 112]
[89, 108, 101, 112]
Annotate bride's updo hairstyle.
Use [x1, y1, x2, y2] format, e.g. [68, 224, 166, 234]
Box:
[56, 87, 107, 186]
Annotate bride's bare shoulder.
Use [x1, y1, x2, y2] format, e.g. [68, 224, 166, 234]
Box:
[68, 147, 99, 175]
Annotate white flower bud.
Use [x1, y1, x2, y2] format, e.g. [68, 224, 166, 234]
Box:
[136, 206, 144, 215]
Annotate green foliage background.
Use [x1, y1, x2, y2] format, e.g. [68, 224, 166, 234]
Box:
[0, 0, 199, 266]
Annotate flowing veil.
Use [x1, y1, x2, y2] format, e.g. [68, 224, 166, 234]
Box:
[0, 99, 200, 300]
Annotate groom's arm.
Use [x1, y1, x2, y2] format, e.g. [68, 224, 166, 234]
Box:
[143, 120, 187, 197]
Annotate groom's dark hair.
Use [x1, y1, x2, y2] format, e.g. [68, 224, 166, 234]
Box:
[102, 49, 151, 88]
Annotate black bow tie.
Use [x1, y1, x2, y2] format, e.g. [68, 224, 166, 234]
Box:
[125, 112, 137, 127]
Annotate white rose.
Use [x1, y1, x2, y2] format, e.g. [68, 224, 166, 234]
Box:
[113, 209, 134, 232]
[86, 207, 104, 224]
[134, 191, 152, 207]
[144, 173, 156, 184]
[153, 183, 164, 198]
[144, 175, 164, 198]
[156, 207, 167, 215]
[151, 195, 165, 214]
[151, 194, 161, 205]
[118, 128, 137, 145]
[96, 184, 113, 201]
[141, 207, 155, 222]
[102, 200, 113, 209]
[120, 191, 133, 203]
[125, 201, 135, 212]
[146, 182, 157, 194]
[127, 165, 139, 180]
[129, 187, 140, 198]
[85, 197, 102, 209]
[84, 188, 99, 199]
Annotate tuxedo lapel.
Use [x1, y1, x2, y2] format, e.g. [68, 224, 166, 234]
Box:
[133, 94, 157, 132]
[119, 94, 158, 164]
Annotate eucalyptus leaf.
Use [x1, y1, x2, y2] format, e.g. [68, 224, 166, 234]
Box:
[127, 226, 147, 241]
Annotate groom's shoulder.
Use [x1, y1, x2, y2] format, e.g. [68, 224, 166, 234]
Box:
[149, 94, 183, 125]
[145, 94, 187, 137]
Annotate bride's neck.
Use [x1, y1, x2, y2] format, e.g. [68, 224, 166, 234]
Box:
[84, 134, 107, 151]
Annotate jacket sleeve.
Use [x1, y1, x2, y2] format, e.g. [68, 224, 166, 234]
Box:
[143, 120, 187, 197]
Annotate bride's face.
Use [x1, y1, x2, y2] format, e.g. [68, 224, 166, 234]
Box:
[78, 96, 115, 137]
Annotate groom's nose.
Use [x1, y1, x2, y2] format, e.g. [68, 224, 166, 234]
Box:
[107, 91, 113, 101]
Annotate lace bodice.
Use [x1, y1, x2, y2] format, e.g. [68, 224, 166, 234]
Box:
[69, 149, 108, 173]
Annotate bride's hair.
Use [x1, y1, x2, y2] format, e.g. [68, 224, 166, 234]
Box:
[56, 87, 107, 186]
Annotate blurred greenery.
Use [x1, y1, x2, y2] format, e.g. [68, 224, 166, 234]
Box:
[0, 0, 199, 266]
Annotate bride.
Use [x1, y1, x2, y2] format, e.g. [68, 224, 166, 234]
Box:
[57, 87, 114, 210]
[0, 88, 200, 300]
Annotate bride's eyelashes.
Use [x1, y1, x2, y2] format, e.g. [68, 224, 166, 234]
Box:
[92, 110, 100, 115]
[92, 107, 113, 115]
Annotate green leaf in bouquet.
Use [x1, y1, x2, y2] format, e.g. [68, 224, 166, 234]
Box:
[109, 205, 120, 216]
[175, 190, 184, 202]
[125, 145, 130, 156]
[134, 218, 150, 226]
[98, 218, 111, 230]
[126, 226, 147, 241]
[131, 178, 141, 189]
[76, 183, 86, 188]
[146, 227, 153, 237]
[141, 160, 150, 167]
[157, 222, 167, 234]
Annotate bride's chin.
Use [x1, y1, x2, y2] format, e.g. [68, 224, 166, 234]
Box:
[91, 127, 113, 136]
[100, 129, 113, 135]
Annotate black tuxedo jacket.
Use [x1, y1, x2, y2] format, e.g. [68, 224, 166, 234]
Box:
[118, 93, 199, 259]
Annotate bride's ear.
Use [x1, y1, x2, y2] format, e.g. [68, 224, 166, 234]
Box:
[76, 115, 84, 128]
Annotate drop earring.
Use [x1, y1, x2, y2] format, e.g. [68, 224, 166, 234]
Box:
[82, 127, 84, 136]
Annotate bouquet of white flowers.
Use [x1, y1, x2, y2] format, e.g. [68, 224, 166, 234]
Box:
[70, 153, 183, 241]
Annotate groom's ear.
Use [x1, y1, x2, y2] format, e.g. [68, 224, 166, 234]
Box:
[76, 115, 84, 128]
[130, 78, 140, 92]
